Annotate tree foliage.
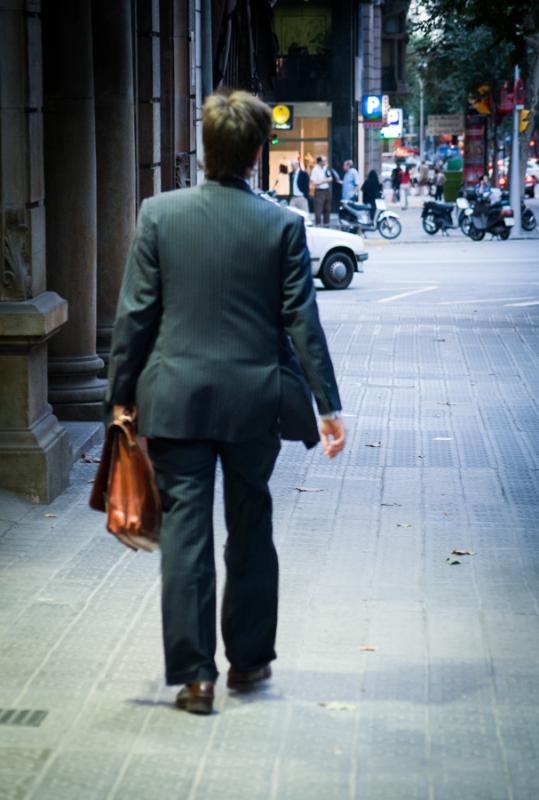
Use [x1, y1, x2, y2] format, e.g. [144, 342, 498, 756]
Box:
[408, 16, 513, 116]
[414, 0, 539, 77]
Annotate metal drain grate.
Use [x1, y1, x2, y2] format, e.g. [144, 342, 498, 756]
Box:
[0, 709, 47, 727]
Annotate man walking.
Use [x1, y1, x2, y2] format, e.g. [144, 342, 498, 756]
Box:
[342, 160, 359, 201]
[311, 155, 333, 226]
[106, 92, 345, 715]
[289, 159, 310, 213]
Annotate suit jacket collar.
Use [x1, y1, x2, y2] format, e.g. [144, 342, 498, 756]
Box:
[204, 177, 253, 194]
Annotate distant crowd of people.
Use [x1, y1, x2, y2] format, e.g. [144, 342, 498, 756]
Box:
[280, 157, 382, 226]
[279, 156, 452, 226]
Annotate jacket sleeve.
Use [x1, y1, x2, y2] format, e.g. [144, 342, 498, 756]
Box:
[105, 198, 162, 407]
[280, 216, 341, 415]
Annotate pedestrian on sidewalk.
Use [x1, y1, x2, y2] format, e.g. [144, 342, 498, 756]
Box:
[434, 168, 446, 201]
[311, 155, 333, 226]
[106, 90, 345, 716]
[419, 160, 429, 195]
[400, 165, 411, 209]
[288, 159, 310, 213]
[361, 169, 383, 220]
[342, 160, 360, 201]
[390, 162, 402, 203]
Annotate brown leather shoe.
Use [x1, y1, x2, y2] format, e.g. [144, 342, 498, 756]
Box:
[227, 664, 272, 689]
[175, 681, 214, 715]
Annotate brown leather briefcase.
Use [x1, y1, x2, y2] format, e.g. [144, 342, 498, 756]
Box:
[89, 413, 161, 551]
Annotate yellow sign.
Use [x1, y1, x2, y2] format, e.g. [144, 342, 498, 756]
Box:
[273, 105, 290, 125]
[520, 109, 531, 134]
[270, 104, 294, 131]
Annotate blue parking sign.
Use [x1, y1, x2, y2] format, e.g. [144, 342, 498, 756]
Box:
[362, 94, 383, 120]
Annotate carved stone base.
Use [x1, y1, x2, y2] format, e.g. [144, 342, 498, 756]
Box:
[0, 410, 71, 503]
[48, 354, 107, 421]
[0, 291, 71, 503]
[96, 323, 113, 378]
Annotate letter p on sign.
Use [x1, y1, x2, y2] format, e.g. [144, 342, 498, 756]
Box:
[367, 96, 379, 115]
[362, 94, 383, 120]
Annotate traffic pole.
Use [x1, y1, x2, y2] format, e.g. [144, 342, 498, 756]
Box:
[510, 65, 522, 235]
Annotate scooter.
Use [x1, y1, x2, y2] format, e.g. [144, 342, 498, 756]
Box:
[339, 197, 402, 239]
[466, 198, 514, 240]
[500, 191, 536, 231]
[422, 197, 471, 235]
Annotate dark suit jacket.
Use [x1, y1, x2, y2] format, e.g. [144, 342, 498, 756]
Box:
[289, 169, 310, 200]
[106, 178, 341, 447]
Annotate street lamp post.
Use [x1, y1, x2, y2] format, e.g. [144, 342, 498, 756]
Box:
[418, 74, 425, 161]
[510, 65, 522, 235]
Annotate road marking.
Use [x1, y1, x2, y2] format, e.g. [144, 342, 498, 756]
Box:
[505, 300, 539, 307]
[371, 258, 539, 264]
[438, 296, 534, 305]
[377, 285, 439, 303]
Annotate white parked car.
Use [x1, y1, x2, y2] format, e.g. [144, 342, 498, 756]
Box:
[260, 193, 368, 290]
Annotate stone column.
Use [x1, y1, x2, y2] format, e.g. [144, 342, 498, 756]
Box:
[93, 0, 137, 373]
[0, 0, 71, 502]
[362, 1, 382, 177]
[43, 0, 107, 420]
[137, 0, 162, 201]
[161, 0, 192, 191]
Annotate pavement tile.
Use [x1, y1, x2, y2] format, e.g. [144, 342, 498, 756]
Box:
[1, 238, 539, 798]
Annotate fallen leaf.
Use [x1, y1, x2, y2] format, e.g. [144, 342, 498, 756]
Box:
[360, 645, 377, 652]
[442, 512, 449, 517]
[434, 338, 446, 342]
[44, 513, 57, 518]
[333, 746, 343, 755]
[87, 479, 95, 484]
[397, 522, 413, 528]
[80, 455, 101, 463]
[437, 402, 456, 406]
[451, 549, 476, 556]
[365, 442, 382, 448]
[319, 701, 358, 711]
[446, 557, 462, 565]
[295, 486, 323, 493]
[381, 502, 402, 507]
[417, 455, 424, 459]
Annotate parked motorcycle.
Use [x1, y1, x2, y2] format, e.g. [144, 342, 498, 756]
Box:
[500, 191, 536, 231]
[466, 198, 514, 240]
[339, 198, 402, 240]
[422, 197, 471, 235]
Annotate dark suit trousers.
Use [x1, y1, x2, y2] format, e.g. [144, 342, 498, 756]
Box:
[314, 188, 331, 225]
[148, 431, 281, 685]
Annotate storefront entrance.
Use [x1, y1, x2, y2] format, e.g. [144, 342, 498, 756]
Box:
[268, 102, 331, 198]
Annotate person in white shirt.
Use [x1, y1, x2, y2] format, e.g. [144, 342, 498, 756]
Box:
[288, 160, 310, 213]
[311, 155, 333, 226]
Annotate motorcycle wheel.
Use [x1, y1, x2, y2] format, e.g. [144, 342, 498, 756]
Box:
[320, 251, 355, 290]
[378, 216, 402, 239]
[468, 223, 485, 241]
[422, 215, 439, 235]
[458, 211, 471, 236]
[522, 208, 537, 231]
[498, 227, 511, 240]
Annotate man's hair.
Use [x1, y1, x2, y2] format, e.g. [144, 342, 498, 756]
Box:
[203, 91, 272, 180]
[316, 156, 324, 164]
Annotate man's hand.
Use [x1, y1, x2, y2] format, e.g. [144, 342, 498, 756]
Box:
[320, 417, 345, 459]
[113, 404, 135, 421]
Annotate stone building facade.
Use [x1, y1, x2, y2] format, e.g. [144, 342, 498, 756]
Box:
[0, 0, 408, 503]
[0, 0, 277, 502]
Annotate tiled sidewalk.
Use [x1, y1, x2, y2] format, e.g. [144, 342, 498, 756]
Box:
[1, 261, 539, 799]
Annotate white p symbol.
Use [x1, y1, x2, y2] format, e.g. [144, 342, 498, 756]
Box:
[367, 96, 379, 116]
